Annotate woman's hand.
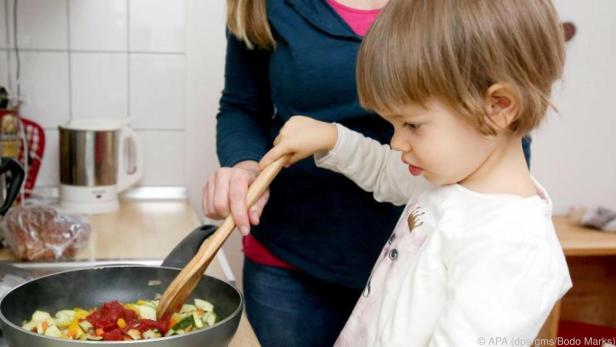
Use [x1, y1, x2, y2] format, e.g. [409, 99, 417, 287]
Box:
[202, 160, 270, 235]
[259, 115, 338, 169]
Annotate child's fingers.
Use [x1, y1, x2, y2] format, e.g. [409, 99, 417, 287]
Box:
[259, 145, 288, 169]
[258, 151, 274, 169]
[287, 153, 305, 167]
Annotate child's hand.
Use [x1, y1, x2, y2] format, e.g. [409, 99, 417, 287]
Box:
[260, 115, 337, 169]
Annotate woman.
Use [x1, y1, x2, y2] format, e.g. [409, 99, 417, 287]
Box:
[204, 0, 532, 346]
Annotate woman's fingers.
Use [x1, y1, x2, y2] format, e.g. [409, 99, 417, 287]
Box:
[203, 174, 217, 218]
[212, 168, 232, 218]
[229, 169, 254, 235]
[249, 190, 270, 225]
[202, 165, 265, 234]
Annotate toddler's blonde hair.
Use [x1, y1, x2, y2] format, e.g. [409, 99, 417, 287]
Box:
[357, 0, 565, 136]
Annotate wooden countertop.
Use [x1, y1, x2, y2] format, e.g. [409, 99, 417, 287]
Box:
[553, 216, 616, 256]
[0, 200, 205, 261]
[0, 199, 260, 347]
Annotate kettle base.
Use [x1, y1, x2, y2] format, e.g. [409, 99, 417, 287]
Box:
[59, 184, 120, 214]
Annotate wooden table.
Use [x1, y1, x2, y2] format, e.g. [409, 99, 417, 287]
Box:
[555, 216, 616, 257]
[537, 216, 616, 341]
[0, 199, 260, 347]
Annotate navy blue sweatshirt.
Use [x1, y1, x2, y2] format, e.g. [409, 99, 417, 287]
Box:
[216, 0, 402, 289]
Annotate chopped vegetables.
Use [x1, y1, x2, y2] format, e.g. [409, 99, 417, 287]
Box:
[22, 298, 217, 341]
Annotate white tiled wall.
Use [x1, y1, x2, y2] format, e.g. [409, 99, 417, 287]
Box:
[70, 52, 128, 119]
[0, 51, 11, 93]
[0, 0, 187, 188]
[129, 0, 185, 53]
[0, 1, 7, 48]
[10, 0, 68, 50]
[139, 130, 186, 186]
[129, 54, 186, 129]
[9, 51, 70, 128]
[69, 0, 127, 51]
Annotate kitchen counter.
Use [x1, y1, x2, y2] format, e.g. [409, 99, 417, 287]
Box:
[553, 215, 616, 256]
[1, 199, 207, 261]
[0, 199, 260, 347]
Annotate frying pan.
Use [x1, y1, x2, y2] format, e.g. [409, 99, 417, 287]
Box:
[0, 225, 243, 347]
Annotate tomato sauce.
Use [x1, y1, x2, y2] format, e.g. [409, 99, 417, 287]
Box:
[86, 301, 170, 341]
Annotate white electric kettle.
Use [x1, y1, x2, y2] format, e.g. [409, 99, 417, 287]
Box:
[58, 119, 143, 214]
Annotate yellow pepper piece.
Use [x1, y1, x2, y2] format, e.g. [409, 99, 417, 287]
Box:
[74, 309, 89, 320]
[117, 318, 126, 329]
[124, 304, 140, 314]
[67, 321, 83, 339]
[171, 313, 182, 322]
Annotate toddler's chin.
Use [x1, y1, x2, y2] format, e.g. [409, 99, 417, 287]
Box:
[425, 173, 455, 187]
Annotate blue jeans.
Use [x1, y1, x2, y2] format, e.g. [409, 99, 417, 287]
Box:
[243, 258, 362, 347]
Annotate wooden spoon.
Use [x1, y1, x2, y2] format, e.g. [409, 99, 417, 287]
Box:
[157, 155, 290, 320]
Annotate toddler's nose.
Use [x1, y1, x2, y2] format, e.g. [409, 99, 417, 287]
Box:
[390, 132, 411, 152]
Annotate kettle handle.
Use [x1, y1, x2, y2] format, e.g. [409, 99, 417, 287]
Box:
[0, 158, 25, 216]
[117, 127, 143, 192]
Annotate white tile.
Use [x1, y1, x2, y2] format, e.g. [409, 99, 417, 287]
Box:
[129, 54, 185, 129]
[36, 129, 60, 187]
[16, 0, 68, 50]
[136, 130, 185, 186]
[0, 0, 9, 48]
[0, 50, 9, 88]
[13, 51, 70, 127]
[1, 0, 69, 50]
[69, 0, 127, 51]
[70, 52, 128, 120]
[129, 0, 185, 52]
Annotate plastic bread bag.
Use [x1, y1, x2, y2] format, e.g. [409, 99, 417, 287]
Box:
[0, 204, 91, 261]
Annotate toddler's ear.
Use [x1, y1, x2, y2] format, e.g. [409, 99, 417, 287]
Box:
[484, 83, 520, 132]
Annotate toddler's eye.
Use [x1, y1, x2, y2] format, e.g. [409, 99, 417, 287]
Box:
[403, 122, 420, 130]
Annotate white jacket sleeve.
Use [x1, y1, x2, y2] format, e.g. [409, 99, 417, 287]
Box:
[314, 123, 429, 206]
[428, 233, 572, 347]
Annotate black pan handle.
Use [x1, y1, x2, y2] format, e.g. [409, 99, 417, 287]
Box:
[0, 157, 25, 216]
[162, 224, 217, 269]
